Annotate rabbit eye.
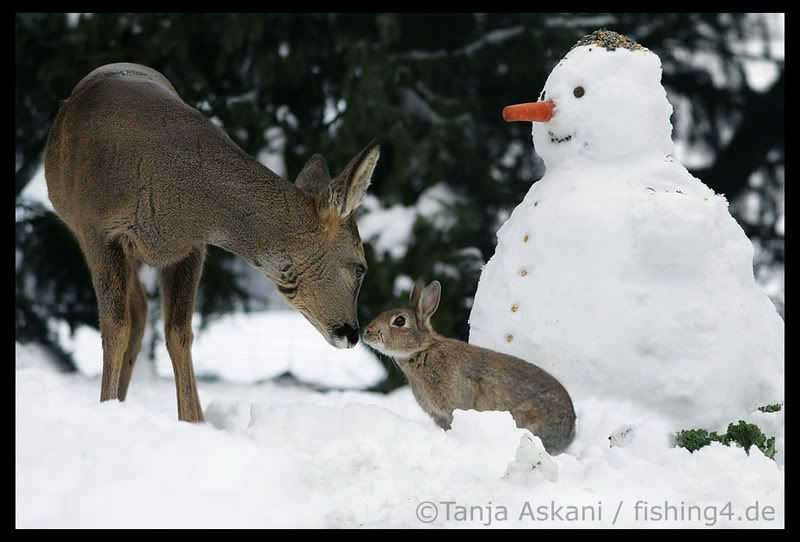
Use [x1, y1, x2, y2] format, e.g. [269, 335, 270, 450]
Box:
[392, 315, 406, 327]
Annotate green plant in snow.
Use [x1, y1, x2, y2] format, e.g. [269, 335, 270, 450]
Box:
[674, 428, 721, 452]
[675, 420, 778, 460]
[721, 421, 777, 459]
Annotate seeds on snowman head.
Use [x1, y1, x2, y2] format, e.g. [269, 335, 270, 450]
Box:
[523, 234, 529, 242]
[572, 29, 648, 52]
[519, 269, 528, 277]
[506, 334, 514, 343]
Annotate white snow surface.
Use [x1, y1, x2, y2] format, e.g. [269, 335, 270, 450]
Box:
[16, 342, 783, 528]
[470, 42, 784, 429]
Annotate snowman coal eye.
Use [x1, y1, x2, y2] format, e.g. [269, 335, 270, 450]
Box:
[392, 315, 406, 327]
[573, 86, 585, 98]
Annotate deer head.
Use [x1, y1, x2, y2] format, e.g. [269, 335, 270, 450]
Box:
[274, 140, 380, 348]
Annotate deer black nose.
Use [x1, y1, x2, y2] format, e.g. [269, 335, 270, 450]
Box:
[334, 324, 359, 346]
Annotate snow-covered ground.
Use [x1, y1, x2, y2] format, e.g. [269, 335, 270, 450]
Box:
[16, 342, 783, 528]
[53, 310, 386, 389]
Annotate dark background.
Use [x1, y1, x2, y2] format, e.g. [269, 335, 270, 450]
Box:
[15, 13, 784, 390]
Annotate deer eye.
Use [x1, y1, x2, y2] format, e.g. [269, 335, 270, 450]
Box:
[573, 86, 585, 98]
[392, 315, 406, 327]
[355, 264, 366, 279]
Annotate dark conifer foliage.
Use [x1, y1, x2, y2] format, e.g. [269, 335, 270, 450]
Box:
[16, 14, 784, 387]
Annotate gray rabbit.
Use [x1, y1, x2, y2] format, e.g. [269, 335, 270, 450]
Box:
[363, 279, 576, 454]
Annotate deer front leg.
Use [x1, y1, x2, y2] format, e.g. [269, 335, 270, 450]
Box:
[160, 246, 206, 422]
[79, 231, 131, 402]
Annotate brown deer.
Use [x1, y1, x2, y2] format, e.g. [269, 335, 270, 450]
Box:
[44, 63, 380, 422]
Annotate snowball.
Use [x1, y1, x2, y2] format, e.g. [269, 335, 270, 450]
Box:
[608, 424, 636, 448]
[532, 45, 674, 168]
[504, 432, 559, 485]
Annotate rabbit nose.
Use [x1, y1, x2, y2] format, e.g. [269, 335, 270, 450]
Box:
[334, 324, 359, 346]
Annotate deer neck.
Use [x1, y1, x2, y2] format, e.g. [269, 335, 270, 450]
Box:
[198, 151, 318, 277]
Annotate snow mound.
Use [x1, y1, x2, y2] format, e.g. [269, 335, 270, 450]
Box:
[504, 433, 559, 485]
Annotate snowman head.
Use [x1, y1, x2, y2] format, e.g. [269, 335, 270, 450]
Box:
[504, 29, 674, 169]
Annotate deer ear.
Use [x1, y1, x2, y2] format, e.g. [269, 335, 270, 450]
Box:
[409, 279, 426, 308]
[328, 140, 380, 218]
[416, 280, 441, 325]
[295, 154, 330, 194]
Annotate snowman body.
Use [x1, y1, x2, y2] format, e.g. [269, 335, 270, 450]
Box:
[469, 31, 784, 429]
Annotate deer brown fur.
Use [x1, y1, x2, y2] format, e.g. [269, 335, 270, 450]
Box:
[45, 63, 380, 422]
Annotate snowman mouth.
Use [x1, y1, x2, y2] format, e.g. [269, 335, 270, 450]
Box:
[548, 130, 573, 144]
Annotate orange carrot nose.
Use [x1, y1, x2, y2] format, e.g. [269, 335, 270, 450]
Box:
[502, 101, 555, 122]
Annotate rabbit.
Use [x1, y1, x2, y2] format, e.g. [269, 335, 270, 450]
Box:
[363, 279, 576, 454]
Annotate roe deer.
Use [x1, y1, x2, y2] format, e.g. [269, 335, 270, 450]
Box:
[363, 279, 576, 454]
[44, 63, 380, 422]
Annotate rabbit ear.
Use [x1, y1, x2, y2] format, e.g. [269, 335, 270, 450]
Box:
[409, 279, 426, 308]
[417, 280, 441, 327]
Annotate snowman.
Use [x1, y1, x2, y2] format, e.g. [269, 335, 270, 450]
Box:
[468, 29, 783, 430]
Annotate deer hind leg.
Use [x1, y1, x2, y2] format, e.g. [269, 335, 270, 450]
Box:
[79, 231, 131, 402]
[118, 258, 147, 401]
[160, 246, 206, 422]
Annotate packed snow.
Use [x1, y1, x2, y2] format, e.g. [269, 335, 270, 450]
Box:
[470, 32, 784, 430]
[16, 342, 783, 528]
